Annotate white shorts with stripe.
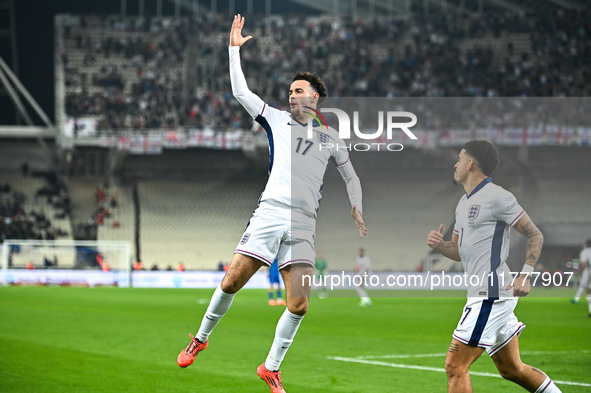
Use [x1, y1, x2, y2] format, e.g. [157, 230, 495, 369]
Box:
[453, 297, 525, 356]
[234, 200, 316, 269]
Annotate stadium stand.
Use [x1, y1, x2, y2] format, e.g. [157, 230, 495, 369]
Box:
[0, 173, 75, 268]
[60, 9, 591, 134]
[125, 145, 591, 271]
[96, 184, 135, 245]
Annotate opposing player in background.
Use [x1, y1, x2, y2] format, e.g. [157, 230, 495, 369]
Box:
[427, 140, 562, 393]
[315, 252, 328, 298]
[268, 259, 286, 306]
[571, 239, 591, 316]
[177, 15, 367, 393]
[354, 248, 372, 307]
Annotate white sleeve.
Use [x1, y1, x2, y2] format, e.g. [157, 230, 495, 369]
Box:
[491, 190, 525, 227]
[336, 159, 363, 216]
[229, 46, 265, 118]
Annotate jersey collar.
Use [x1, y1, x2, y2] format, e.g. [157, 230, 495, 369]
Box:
[467, 178, 492, 199]
[288, 116, 320, 128]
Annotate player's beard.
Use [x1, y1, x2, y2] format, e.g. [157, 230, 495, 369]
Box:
[452, 170, 460, 185]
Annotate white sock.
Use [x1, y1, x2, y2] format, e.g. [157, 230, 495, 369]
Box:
[264, 310, 304, 371]
[535, 377, 562, 393]
[587, 295, 591, 314]
[574, 285, 584, 301]
[196, 285, 235, 342]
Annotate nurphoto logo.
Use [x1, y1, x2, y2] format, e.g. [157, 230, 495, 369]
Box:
[307, 107, 418, 152]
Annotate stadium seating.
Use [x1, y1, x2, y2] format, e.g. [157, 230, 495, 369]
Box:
[60, 10, 591, 133]
[96, 184, 135, 249]
[0, 174, 73, 241]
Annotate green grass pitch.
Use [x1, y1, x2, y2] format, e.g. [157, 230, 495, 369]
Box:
[1, 286, 589, 392]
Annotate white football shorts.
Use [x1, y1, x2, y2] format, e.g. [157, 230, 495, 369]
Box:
[234, 200, 316, 269]
[452, 297, 525, 356]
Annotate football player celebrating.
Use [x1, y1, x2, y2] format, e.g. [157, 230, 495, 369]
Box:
[177, 15, 367, 393]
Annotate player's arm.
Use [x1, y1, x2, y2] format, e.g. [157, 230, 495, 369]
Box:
[508, 213, 544, 297]
[228, 15, 264, 118]
[335, 160, 367, 239]
[427, 224, 461, 262]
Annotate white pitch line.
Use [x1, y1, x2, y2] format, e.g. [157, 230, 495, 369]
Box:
[327, 356, 591, 388]
[356, 349, 591, 360]
[356, 353, 446, 359]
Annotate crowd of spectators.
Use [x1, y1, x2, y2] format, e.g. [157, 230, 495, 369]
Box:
[0, 179, 70, 245]
[63, 8, 591, 133]
[65, 14, 193, 131]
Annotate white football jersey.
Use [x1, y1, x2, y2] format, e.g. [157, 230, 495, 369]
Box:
[229, 46, 361, 218]
[254, 105, 350, 217]
[580, 247, 591, 270]
[453, 178, 525, 299]
[356, 255, 372, 274]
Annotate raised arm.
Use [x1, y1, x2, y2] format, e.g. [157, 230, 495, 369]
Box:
[336, 161, 367, 239]
[427, 224, 461, 262]
[229, 15, 264, 118]
[507, 213, 544, 296]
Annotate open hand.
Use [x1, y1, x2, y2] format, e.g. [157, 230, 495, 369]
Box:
[230, 14, 252, 47]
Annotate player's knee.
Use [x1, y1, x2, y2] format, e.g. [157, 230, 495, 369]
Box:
[287, 299, 309, 316]
[496, 362, 524, 382]
[220, 277, 240, 294]
[445, 359, 467, 379]
[497, 366, 518, 382]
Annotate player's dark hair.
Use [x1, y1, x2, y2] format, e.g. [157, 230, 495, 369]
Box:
[293, 71, 328, 101]
[586, 239, 591, 248]
[463, 140, 499, 177]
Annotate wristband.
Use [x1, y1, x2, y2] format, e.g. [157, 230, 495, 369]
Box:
[521, 264, 535, 275]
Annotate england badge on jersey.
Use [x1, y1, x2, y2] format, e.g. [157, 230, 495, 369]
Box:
[468, 205, 481, 221]
[316, 132, 329, 144]
[240, 233, 250, 245]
